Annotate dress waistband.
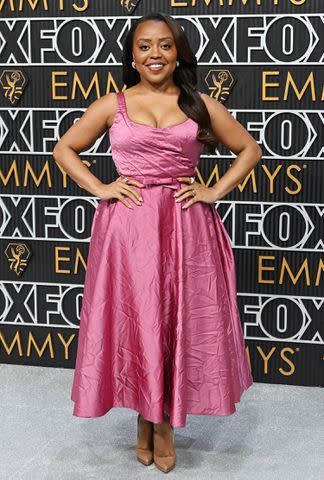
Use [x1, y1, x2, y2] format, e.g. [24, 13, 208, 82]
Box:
[118, 174, 195, 190]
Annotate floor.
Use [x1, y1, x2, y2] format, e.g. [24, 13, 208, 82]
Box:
[1, 363, 323, 480]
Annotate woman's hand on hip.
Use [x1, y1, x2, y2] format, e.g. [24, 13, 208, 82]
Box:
[174, 176, 219, 209]
[96, 176, 145, 208]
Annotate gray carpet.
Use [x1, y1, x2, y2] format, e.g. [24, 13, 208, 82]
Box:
[1, 363, 323, 479]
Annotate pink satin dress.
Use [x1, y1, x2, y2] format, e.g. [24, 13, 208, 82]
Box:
[70, 90, 253, 428]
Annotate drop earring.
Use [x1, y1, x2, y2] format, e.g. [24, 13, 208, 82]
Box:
[176, 60, 179, 67]
[132, 60, 136, 69]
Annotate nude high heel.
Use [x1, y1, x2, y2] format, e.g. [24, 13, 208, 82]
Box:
[136, 413, 154, 466]
[153, 413, 176, 473]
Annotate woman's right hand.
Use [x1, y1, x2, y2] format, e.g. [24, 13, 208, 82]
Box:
[96, 176, 145, 209]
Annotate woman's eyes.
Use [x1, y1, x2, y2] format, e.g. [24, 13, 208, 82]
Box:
[139, 44, 171, 50]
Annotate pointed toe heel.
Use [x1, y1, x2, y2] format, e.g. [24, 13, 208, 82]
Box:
[153, 414, 176, 473]
[136, 413, 154, 466]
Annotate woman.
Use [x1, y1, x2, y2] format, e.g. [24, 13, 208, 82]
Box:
[53, 12, 261, 474]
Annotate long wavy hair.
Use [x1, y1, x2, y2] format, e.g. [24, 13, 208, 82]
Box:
[121, 12, 219, 154]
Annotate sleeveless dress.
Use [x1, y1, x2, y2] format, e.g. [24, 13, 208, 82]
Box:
[70, 90, 253, 428]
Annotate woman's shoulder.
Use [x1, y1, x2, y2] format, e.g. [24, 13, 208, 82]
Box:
[89, 92, 119, 128]
[86, 92, 119, 111]
[196, 90, 214, 103]
[196, 90, 228, 118]
[196, 90, 214, 109]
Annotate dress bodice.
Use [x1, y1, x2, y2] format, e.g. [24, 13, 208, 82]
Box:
[108, 91, 205, 179]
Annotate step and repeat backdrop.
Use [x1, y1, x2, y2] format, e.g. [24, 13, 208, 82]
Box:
[0, 0, 323, 387]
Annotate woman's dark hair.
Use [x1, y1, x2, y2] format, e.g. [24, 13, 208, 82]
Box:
[121, 12, 219, 154]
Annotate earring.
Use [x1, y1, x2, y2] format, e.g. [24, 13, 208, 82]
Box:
[132, 60, 136, 69]
[176, 60, 179, 67]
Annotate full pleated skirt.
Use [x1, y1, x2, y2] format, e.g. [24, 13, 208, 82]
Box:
[71, 186, 253, 428]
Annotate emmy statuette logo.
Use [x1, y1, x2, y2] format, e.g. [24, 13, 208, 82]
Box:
[0, 69, 28, 106]
[205, 69, 236, 103]
[5, 243, 32, 276]
[120, 0, 141, 13]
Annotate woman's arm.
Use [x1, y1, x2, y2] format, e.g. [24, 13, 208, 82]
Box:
[200, 93, 262, 200]
[52, 94, 116, 197]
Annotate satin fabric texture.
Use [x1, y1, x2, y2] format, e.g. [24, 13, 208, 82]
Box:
[70, 90, 253, 427]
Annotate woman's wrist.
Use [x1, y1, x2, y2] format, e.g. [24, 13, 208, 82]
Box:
[90, 181, 105, 198]
[209, 187, 222, 203]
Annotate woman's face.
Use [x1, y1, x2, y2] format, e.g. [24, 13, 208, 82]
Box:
[132, 20, 178, 85]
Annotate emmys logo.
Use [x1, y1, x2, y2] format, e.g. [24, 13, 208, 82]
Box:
[205, 69, 236, 103]
[120, 0, 141, 13]
[0, 69, 28, 106]
[5, 243, 32, 276]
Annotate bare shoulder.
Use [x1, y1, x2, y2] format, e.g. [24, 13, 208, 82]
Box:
[197, 91, 230, 120]
[197, 91, 217, 106]
[102, 91, 118, 104]
[122, 86, 138, 96]
[196, 90, 261, 155]
[99, 91, 118, 110]
[85, 92, 119, 128]
[102, 92, 119, 127]
[53, 92, 120, 153]
[86, 91, 117, 110]
[79, 92, 118, 125]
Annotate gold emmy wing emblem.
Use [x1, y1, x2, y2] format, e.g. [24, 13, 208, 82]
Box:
[205, 69, 236, 103]
[120, 0, 140, 13]
[0, 69, 28, 106]
[5, 243, 32, 276]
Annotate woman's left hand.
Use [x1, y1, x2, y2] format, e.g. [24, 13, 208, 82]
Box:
[174, 176, 218, 209]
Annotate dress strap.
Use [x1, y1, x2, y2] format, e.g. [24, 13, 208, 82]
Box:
[116, 91, 127, 113]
